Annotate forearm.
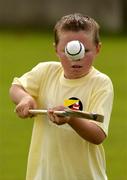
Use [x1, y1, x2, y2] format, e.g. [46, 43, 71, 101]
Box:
[68, 117, 106, 144]
[9, 84, 33, 105]
[10, 84, 37, 118]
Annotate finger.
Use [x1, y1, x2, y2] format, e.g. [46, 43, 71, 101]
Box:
[15, 106, 29, 118]
[48, 112, 55, 123]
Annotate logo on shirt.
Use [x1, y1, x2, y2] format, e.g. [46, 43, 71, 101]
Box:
[64, 97, 83, 111]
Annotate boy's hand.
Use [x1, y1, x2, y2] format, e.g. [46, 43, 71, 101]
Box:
[48, 106, 71, 125]
[15, 96, 37, 118]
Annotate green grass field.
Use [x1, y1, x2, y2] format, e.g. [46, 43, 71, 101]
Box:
[0, 31, 127, 180]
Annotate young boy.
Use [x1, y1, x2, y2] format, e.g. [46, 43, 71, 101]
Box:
[10, 13, 114, 180]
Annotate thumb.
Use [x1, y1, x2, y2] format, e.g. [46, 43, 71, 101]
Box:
[30, 100, 37, 109]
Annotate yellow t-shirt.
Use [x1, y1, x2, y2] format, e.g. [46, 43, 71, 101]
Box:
[13, 61, 114, 180]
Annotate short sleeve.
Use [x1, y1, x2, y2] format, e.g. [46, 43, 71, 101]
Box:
[88, 76, 114, 135]
[12, 63, 46, 98]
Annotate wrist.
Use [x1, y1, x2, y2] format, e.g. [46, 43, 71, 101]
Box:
[67, 116, 75, 124]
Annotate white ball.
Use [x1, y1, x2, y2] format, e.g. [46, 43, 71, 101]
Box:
[65, 40, 85, 60]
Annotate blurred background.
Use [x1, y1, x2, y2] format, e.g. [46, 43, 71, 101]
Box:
[0, 0, 127, 32]
[0, 0, 127, 179]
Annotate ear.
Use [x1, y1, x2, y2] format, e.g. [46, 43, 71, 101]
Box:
[96, 42, 102, 54]
[53, 42, 60, 59]
[53, 42, 57, 53]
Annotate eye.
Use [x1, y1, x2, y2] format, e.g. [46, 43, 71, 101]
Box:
[85, 49, 89, 53]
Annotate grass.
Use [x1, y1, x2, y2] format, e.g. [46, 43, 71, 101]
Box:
[95, 36, 127, 179]
[0, 30, 127, 180]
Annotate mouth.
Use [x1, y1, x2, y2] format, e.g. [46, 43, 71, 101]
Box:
[72, 65, 82, 68]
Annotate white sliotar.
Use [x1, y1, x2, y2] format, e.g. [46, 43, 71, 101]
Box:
[65, 40, 85, 60]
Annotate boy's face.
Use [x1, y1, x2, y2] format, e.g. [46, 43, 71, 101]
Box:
[55, 30, 101, 79]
